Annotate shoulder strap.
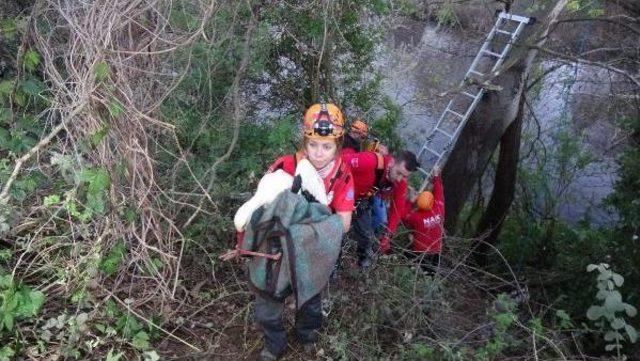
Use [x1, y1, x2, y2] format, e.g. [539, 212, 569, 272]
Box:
[294, 151, 305, 168]
[327, 158, 350, 194]
[374, 152, 385, 186]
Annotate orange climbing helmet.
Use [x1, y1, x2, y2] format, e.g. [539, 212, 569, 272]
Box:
[349, 118, 369, 137]
[303, 103, 345, 139]
[416, 191, 434, 211]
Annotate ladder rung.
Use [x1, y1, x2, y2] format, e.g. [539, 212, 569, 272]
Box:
[496, 29, 512, 36]
[435, 128, 453, 138]
[445, 109, 465, 119]
[417, 167, 430, 177]
[498, 12, 533, 24]
[462, 91, 477, 99]
[482, 50, 502, 58]
[422, 146, 442, 158]
[469, 70, 484, 77]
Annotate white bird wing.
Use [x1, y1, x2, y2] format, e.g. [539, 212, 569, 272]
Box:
[233, 170, 293, 232]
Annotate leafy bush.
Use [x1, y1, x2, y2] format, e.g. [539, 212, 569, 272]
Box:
[586, 263, 637, 358]
[0, 273, 46, 357]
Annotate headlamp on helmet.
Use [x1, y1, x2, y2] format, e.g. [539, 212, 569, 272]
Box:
[303, 103, 345, 139]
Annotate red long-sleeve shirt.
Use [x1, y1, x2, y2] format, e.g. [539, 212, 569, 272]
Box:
[342, 151, 408, 236]
[403, 175, 445, 253]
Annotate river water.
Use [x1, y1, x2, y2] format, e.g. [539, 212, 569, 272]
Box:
[377, 18, 623, 226]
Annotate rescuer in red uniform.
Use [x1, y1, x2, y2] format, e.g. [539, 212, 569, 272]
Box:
[403, 166, 445, 273]
[342, 149, 419, 268]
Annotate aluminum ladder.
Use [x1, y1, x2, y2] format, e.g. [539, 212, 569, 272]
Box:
[417, 12, 534, 190]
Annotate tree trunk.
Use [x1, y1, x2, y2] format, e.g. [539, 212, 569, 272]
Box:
[473, 92, 525, 265]
[611, 0, 640, 16]
[442, 0, 569, 232]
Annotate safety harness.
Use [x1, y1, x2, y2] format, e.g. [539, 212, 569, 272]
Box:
[361, 152, 389, 199]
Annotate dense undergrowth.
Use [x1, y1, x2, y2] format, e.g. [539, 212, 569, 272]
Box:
[0, 0, 638, 360]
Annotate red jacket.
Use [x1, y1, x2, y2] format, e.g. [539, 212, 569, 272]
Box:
[268, 153, 355, 213]
[402, 175, 445, 253]
[342, 151, 407, 236]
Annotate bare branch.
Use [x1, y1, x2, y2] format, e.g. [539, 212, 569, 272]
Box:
[532, 45, 640, 88]
[182, 2, 257, 229]
[555, 16, 640, 37]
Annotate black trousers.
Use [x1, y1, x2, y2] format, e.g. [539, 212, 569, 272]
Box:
[405, 251, 440, 275]
[351, 198, 376, 264]
[254, 293, 323, 356]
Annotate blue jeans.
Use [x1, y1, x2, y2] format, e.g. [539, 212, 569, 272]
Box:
[371, 195, 388, 235]
[254, 293, 322, 356]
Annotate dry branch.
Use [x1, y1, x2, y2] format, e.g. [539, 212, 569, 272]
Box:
[182, 3, 258, 229]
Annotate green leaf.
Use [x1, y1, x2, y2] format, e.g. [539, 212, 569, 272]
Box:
[529, 317, 544, 334]
[86, 192, 106, 215]
[23, 50, 41, 73]
[64, 197, 81, 219]
[117, 313, 141, 337]
[124, 207, 137, 223]
[14, 91, 26, 107]
[16, 289, 45, 317]
[100, 241, 126, 276]
[0, 18, 17, 40]
[587, 305, 602, 320]
[611, 318, 625, 330]
[604, 291, 624, 312]
[566, 0, 581, 11]
[0, 108, 11, 124]
[626, 324, 637, 343]
[587, 8, 605, 17]
[0, 346, 15, 361]
[0, 249, 11, 262]
[0, 274, 13, 288]
[493, 312, 514, 331]
[22, 79, 44, 96]
[107, 99, 124, 118]
[132, 330, 150, 350]
[44, 194, 60, 207]
[605, 344, 621, 351]
[105, 299, 119, 318]
[143, 351, 160, 361]
[94, 323, 106, 333]
[94, 61, 110, 82]
[611, 273, 624, 287]
[0, 128, 8, 149]
[105, 349, 123, 361]
[604, 330, 619, 342]
[624, 304, 637, 317]
[555, 309, 573, 329]
[3, 313, 14, 331]
[597, 270, 612, 282]
[90, 124, 109, 146]
[0, 80, 13, 96]
[78, 168, 110, 195]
